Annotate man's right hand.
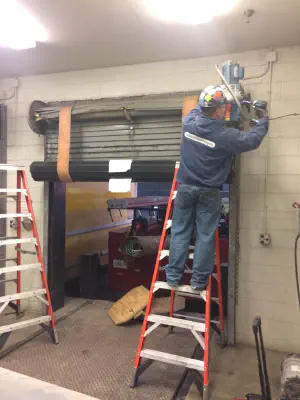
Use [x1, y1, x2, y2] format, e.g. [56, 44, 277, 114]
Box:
[250, 116, 269, 130]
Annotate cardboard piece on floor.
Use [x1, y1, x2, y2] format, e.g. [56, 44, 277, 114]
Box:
[152, 296, 185, 314]
[108, 285, 186, 326]
[108, 285, 149, 325]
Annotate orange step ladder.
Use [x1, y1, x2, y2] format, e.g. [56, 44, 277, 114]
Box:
[0, 165, 58, 355]
[130, 161, 225, 400]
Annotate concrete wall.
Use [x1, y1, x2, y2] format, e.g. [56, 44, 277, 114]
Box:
[1, 45, 300, 352]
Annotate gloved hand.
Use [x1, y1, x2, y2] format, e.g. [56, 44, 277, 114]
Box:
[250, 116, 269, 129]
[250, 118, 260, 127]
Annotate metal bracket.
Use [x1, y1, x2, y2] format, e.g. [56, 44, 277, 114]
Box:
[0, 332, 11, 351]
[15, 247, 37, 256]
[191, 329, 205, 350]
[35, 294, 49, 306]
[144, 322, 160, 337]
[123, 107, 134, 132]
[123, 107, 135, 157]
[40, 323, 59, 344]
[0, 300, 9, 315]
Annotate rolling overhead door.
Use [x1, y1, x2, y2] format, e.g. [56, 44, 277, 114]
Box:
[44, 115, 182, 162]
[29, 93, 192, 182]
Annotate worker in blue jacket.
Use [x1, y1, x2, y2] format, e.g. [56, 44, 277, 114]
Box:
[166, 85, 269, 291]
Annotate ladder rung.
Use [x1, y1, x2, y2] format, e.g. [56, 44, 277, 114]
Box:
[166, 220, 172, 229]
[154, 281, 206, 298]
[160, 250, 193, 260]
[148, 314, 205, 332]
[0, 263, 41, 275]
[160, 250, 169, 260]
[0, 213, 31, 219]
[0, 238, 36, 246]
[0, 165, 24, 171]
[0, 315, 51, 334]
[0, 189, 27, 195]
[172, 312, 220, 325]
[0, 257, 17, 263]
[140, 349, 204, 371]
[177, 292, 206, 300]
[0, 288, 46, 303]
[0, 195, 17, 200]
[0, 278, 17, 284]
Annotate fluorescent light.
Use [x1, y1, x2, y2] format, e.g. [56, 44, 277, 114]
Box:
[0, 0, 47, 50]
[141, 0, 237, 24]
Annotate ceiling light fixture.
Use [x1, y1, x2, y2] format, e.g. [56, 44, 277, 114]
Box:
[141, 0, 237, 25]
[0, 0, 47, 50]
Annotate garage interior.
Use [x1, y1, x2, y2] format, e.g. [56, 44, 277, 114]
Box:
[1, 1, 300, 399]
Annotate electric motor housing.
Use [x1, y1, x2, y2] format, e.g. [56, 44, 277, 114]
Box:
[281, 354, 300, 399]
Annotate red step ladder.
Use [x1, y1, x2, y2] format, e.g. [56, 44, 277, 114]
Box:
[0, 165, 58, 355]
[130, 162, 225, 400]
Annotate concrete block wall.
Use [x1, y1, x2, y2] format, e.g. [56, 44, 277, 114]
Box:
[1, 46, 300, 351]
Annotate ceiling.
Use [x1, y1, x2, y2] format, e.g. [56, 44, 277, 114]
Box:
[1, 0, 300, 77]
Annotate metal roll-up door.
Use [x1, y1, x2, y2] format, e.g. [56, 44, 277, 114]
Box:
[38, 93, 189, 163]
[44, 114, 182, 162]
[29, 93, 200, 181]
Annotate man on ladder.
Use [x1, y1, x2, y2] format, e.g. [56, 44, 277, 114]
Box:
[166, 85, 269, 291]
[131, 86, 269, 399]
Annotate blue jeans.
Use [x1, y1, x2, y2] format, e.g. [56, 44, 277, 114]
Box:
[166, 184, 221, 288]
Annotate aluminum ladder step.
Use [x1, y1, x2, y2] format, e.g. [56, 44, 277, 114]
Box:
[0, 238, 36, 247]
[0, 165, 24, 171]
[154, 281, 206, 297]
[0, 315, 51, 334]
[160, 249, 193, 260]
[0, 288, 46, 303]
[140, 349, 204, 371]
[0, 213, 31, 219]
[0, 189, 27, 194]
[0, 263, 41, 275]
[0, 189, 27, 199]
[148, 314, 205, 332]
[173, 312, 220, 325]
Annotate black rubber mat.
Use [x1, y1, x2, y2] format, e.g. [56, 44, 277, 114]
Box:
[1, 300, 197, 399]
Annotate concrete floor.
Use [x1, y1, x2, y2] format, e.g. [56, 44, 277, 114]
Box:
[0, 367, 99, 400]
[1, 298, 285, 400]
[187, 345, 284, 399]
[0, 345, 284, 400]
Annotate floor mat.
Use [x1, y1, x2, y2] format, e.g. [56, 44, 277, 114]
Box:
[0, 300, 198, 400]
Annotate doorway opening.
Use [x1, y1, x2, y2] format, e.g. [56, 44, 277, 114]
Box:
[48, 179, 230, 324]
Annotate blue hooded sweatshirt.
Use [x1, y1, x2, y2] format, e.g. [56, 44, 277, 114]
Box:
[177, 105, 269, 188]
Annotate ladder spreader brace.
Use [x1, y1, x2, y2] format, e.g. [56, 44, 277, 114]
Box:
[130, 161, 225, 400]
[0, 165, 58, 357]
